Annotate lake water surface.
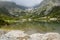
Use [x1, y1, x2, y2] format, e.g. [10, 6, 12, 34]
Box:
[1, 21, 60, 34]
[11, 21, 60, 34]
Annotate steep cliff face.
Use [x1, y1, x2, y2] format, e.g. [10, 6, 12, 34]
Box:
[34, 0, 60, 16]
[41, 0, 60, 6]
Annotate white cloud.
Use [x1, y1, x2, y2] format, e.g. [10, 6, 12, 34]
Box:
[0, 0, 43, 7]
[0, 0, 11, 1]
[12, 0, 43, 7]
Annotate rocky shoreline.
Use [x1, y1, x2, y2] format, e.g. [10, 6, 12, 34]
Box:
[0, 30, 60, 40]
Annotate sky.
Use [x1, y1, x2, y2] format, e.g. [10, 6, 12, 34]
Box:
[0, 0, 43, 7]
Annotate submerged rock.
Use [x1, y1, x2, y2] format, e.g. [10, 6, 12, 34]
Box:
[0, 30, 29, 40]
[41, 33, 60, 40]
[0, 30, 60, 40]
[29, 33, 60, 40]
[29, 33, 44, 40]
[0, 30, 7, 37]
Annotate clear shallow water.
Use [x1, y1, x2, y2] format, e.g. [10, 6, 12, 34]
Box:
[1, 21, 60, 34]
[7, 22, 60, 34]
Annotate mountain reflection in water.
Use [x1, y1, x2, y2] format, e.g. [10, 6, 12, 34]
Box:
[3, 21, 60, 34]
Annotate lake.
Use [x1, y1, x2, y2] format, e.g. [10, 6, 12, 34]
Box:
[1, 21, 60, 34]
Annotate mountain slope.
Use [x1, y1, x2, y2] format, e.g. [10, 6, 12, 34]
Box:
[34, 0, 60, 16]
[0, 1, 29, 10]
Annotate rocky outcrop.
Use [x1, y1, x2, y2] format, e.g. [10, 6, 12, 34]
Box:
[0, 30, 60, 40]
[35, 0, 60, 16]
[0, 30, 29, 40]
[0, 30, 8, 37]
[41, 33, 60, 40]
[29, 33, 44, 40]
